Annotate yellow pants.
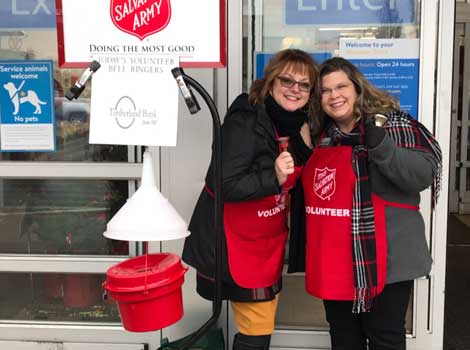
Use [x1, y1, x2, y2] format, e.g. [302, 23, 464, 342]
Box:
[230, 294, 280, 335]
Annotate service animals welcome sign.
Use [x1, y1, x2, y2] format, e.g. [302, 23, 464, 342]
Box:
[56, 0, 226, 68]
[0, 60, 55, 151]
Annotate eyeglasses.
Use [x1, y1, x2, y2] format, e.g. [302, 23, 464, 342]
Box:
[277, 76, 312, 92]
[320, 83, 352, 97]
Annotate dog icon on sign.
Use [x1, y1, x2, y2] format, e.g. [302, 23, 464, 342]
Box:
[3, 81, 47, 115]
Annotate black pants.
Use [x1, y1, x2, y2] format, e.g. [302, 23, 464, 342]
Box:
[233, 333, 271, 350]
[323, 280, 413, 350]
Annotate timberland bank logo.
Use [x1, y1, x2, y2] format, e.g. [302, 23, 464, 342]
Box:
[111, 0, 172, 40]
[111, 96, 158, 129]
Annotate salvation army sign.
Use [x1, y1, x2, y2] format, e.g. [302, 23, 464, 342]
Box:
[55, 0, 226, 68]
[111, 0, 171, 40]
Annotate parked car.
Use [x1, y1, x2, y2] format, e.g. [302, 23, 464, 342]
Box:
[55, 97, 90, 123]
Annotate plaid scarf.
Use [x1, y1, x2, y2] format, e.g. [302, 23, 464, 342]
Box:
[326, 111, 442, 313]
[383, 111, 442, 208]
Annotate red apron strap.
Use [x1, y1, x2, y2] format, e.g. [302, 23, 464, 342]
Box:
[382, 200, 419, 211]
[204, 184, 215, 198]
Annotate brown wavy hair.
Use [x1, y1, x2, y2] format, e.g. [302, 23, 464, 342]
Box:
[248, 49, 320, 122]
[313, 57, 400, 135]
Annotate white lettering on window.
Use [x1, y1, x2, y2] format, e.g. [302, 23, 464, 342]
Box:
[33, 0, 51, 15]
[12, 0, 29, 15]
[297, 0, 395, 11]
[298, 0, 317, 11]
[363, 0, 382, 10]
[349, 0, 360, 10]
[12, 0, 51, 15]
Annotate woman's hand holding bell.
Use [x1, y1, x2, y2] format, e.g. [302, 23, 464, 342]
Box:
[275, 151, 294, 185]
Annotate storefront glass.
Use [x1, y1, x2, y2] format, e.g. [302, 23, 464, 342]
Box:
[0, 29, 128, 162]
[0, 272, 120, 323]
[0, 179, 129, 255]
[0, 5, 135, 326]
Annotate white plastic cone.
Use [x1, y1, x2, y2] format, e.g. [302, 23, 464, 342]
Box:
[103, 151, 190, 241]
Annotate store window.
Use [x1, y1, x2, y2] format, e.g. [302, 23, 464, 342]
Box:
[0, 272, 120, 323]
[0, 29, 128, 162]
[241, 0, 420, 332]
[0, 62, 128, 162]
[0, 4, 137, 325]
[0, 179, 128, 255]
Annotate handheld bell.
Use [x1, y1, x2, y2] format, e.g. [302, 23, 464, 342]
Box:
[374, 113, 388, 127]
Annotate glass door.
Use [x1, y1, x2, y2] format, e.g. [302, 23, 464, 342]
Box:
[227, 0, 452, 348]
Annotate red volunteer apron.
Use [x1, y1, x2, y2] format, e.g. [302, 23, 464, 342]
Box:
[302, 141, 416, 300]
[223, 167, 301, 289]
[223, 133, 302, 289]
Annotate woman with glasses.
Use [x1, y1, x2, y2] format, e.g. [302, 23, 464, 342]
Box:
[288, 57, 442, 350]
[183, 49, 318, 350]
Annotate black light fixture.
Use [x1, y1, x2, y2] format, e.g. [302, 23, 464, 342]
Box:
[170, 67, 223, 350]
[65, 60, 101, 100]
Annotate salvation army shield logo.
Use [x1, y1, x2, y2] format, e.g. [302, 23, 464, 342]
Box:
[111, 0, 172, 40]
[313, 167, 336, 200]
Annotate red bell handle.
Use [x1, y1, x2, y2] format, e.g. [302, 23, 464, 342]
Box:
[277, 136, 290, 153]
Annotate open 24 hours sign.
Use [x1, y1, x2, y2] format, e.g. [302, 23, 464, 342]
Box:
[56, 0, 226, 68]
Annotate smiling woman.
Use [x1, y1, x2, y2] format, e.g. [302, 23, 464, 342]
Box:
[182, 49, 319, 350]
[290, 56, 442, 350]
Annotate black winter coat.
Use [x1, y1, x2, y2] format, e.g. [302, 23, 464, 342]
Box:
[182, 93, 285, 300]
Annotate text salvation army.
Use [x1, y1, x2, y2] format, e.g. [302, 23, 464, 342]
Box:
[111, 0, 171, 40]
